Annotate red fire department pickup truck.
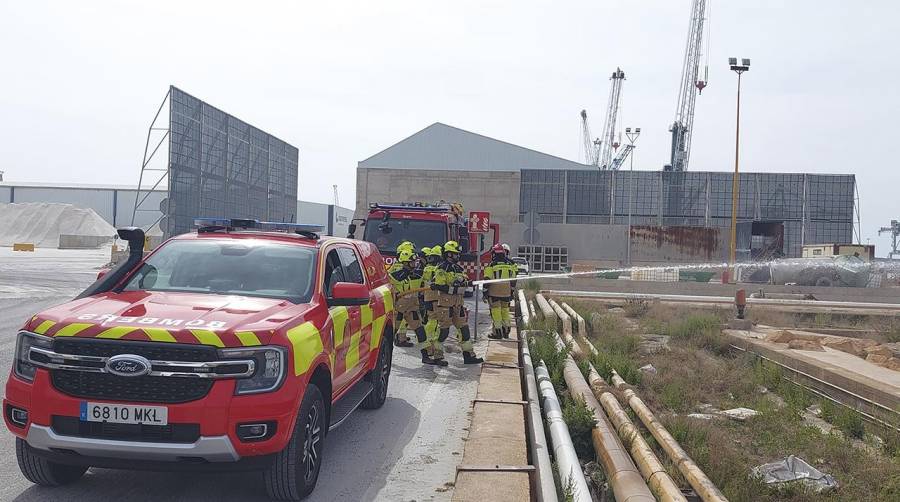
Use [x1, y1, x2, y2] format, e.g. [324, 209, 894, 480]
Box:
[4, 219, 395, 500]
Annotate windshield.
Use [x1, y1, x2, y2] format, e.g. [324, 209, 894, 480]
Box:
[512, 257, 527, 265]
[363, 218, 447, 255]
[122, 239, 317, 303]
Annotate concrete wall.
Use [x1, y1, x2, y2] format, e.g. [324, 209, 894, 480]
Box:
[355, 167, 521, 228]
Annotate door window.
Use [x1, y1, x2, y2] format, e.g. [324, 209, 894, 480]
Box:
[337, 248, 365, 284]
[323, 250, 345, 297]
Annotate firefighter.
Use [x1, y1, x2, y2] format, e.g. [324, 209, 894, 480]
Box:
[483, 243, 517, 339]
[421, 245, 444, 362]
[389, 250, 446, 365]
[432, 241, 483, 364]
[390, 241, 416, 347]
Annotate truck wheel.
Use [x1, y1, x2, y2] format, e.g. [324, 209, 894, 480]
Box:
[16, 438, 87, 486]
[362, 336, 393, 410]
[265, 385, 326, 501]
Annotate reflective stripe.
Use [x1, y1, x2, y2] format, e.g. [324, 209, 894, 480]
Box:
[235, 331, 262, 347]
[377, 285, 394, 313]
[286, 322, 324, 376]
[96, 326, 137, 339]
[142, 328, 177, 343]
[360, 305, 373, 329]
[371, 314, 386, 349]
[346, 331, 362, 370]
[329, 306, 349, 348]
[190, 329, 225, 348]
[34, 320, 55, 335]
[53, 323, 93, 338]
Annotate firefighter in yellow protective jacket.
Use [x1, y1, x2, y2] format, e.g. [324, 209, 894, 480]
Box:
[390, 250, 447, 366]
[421, 245, 444, 361]
[483, 243, 517, 339]
[431, 241, 483, 365]
[390, 241, 416, 347]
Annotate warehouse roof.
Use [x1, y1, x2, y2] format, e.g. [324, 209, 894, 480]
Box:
[358, 122, 590, 172]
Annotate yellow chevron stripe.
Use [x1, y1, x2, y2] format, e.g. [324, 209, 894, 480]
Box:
[96, 326, 137, 339]
[189, 329, 225, 348]
[53, 323, 94, 337]
[371, 314, 386, 349]
[286, 322, 324, 376]
[377, 285, 394, 313]
[142, 328, 176, 343]
[346, 330, 362, 370]
[33, 320, 56, 335]
[329, 306, 349, 348]
[235, 331, 262, 347]
[361, 304, 373, 328]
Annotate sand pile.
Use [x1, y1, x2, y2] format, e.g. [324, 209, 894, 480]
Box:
[0, 202, 116, 248]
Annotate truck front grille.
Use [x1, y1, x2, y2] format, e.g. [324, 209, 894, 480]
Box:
[51, 416, 201, 443]
[51, 371, 214, 404]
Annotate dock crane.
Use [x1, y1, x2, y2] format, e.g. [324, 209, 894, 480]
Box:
[665, 0, 711, 171]
[581, 68, 626, 170]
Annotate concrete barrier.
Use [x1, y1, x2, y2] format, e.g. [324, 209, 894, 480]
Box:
[58, 234, 114, 249]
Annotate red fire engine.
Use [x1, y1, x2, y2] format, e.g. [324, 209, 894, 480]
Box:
[348, 202, 500, 281]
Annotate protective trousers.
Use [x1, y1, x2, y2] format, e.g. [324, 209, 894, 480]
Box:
[436, 304, 473, 352]
[488, 298, 512, 336]
[423, 302, 440, 357]
[394, 312, 409, 345]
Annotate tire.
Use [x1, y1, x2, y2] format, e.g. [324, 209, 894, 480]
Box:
[264, 385, 326, 501]
[361, 335, 393, 410]
[16, 438, 87, 486]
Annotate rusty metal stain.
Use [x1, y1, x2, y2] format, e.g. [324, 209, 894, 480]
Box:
[630, 225, 720, 260]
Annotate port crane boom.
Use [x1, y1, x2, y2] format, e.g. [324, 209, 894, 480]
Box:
[667, 0, 710, 171]
[581, 68, 626, 170]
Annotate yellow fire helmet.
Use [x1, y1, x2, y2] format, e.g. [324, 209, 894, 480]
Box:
[398, 249, 415, 263]
[443, 240, 461, 254]
[425, 245, 442, 257]
[397, 241, 415, 254]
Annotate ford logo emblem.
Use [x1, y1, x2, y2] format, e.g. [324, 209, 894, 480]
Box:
[106, 354, 152, 377]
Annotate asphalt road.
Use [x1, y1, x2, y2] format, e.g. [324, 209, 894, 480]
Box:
[0, 247, 490, 502]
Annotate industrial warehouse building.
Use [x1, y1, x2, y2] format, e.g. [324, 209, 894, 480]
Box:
[356, 122, 856, 267]
[0, 181, 354, 237]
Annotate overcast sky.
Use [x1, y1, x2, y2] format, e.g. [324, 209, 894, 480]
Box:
[1, 1, 898, 255]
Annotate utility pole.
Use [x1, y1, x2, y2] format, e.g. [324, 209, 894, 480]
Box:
[728, 58, 750, 279]
[625, 127, 641, 266]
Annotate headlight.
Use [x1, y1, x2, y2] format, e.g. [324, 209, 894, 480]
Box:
[14, 332, 53, 382]
[220, 346, 287, 395]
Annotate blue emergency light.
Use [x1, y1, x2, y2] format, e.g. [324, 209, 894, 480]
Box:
[193, 218, 324, 236]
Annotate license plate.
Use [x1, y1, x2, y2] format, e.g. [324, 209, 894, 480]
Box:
[80, 402, 168, 425]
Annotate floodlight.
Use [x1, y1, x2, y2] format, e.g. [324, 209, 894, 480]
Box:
[728, 57, 738, 65]
[742, 58, 751, 66]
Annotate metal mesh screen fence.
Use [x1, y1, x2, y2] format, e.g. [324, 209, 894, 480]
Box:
[519, 169, 854, 258]
[167, 86, 298, 236]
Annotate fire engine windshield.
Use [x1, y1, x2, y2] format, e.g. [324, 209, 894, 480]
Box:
[120, 239, 317, 303]
[364, 218, 447, 254]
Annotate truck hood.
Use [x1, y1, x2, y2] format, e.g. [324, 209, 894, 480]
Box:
[27, 291, 307, 347]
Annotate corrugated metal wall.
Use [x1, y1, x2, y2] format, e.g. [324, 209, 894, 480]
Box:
[519, 170, 855, 258]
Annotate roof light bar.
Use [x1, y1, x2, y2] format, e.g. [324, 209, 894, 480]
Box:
[194, 218, 324, 234]
[369, 204, 450, 213]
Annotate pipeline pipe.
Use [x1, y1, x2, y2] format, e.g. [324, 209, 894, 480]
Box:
[519, 289, 531, 327]
[586, 366, 687, 502]
[555, 334, 655, 502]
[561, 303, 587, 338]
[529, 300, 537, 320]
[535, 363, 592, 502]
[522, 334, 558, 502]
[534, 293, 556, 320]
[610, 370, 728, 502]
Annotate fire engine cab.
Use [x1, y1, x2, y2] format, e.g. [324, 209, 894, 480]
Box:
[4, 218, 395, 500]
[348, 202, 500, 281]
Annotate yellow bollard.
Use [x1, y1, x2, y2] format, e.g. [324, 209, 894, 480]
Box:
[13, 243, 35, 252]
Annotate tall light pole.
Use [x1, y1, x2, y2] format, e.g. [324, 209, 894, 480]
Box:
[728, 57, 750, 279]
[625, 127, 641, 266]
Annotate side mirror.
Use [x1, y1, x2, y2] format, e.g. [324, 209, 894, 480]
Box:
[347, 223, 357, 238]
[328, 282, 370, 306]
[459, 237, 470, 252]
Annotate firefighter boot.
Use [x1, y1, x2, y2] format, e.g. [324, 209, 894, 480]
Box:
[459, 326, 483, 364]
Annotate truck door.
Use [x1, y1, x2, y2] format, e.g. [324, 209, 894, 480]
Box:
[322, 247, 361, 394]
[337, 246, 370, 385]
